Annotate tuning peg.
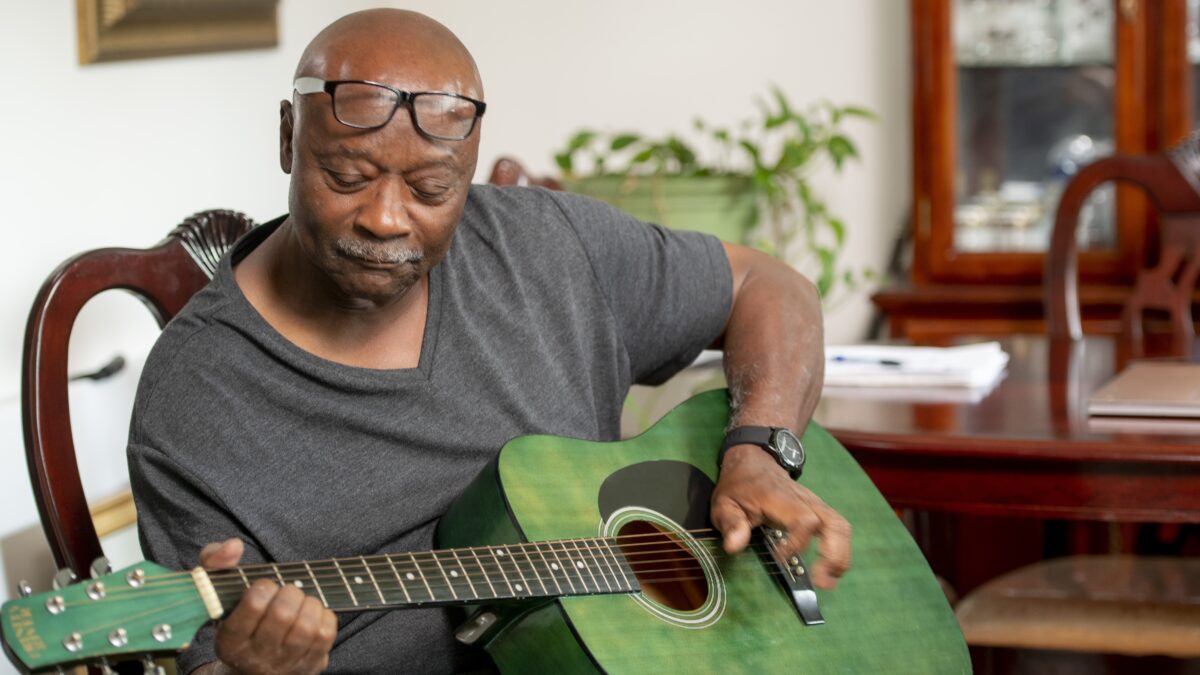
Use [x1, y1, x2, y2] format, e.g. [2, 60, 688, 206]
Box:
[142, 656, 166, 675]
[91, 556, 112, 579]
[16, 579, 32, 597]
[52, 567, 77, 590]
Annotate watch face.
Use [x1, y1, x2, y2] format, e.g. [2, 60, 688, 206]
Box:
[772, 429, 805, 470]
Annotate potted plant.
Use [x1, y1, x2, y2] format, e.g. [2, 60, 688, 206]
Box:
[553, 87, 873, 301]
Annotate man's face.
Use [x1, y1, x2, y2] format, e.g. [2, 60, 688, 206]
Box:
[280, 63, 481, 306]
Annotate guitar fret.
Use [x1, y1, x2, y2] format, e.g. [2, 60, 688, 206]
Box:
[384, 554, 412, 603]
[569, 540, 602, 592]
[518, 544, 549, 596]
[489, 546, 516, 596]
[503, 546, 532, 596]
[582, 539, 613, 592]
[410, 552, 435, 602]
[533, 543, 563, 595]
[547, 541, 578, 594]
[332, 559, 359, 607]
[591, 538, 622, 591]
[431, 552, 458, 600]
[271, 563, 285, 586]
[237, 568, 250, 588]
[600, 537, 635, 590]
[450, 549, 479, 599]
[302, 561, 329, 608]
[361, 556, 387, 604]
[470, 548, 497, 598]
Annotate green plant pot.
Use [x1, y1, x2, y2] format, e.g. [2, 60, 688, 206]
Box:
[563, 175, 756, 243]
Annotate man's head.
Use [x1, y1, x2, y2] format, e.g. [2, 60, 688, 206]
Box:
[279, 9, 483, 306]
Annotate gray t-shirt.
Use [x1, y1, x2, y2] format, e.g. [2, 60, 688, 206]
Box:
[128, 184, 732, 673]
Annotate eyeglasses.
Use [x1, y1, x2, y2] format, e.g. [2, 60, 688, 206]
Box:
[293, 76, 486, 141]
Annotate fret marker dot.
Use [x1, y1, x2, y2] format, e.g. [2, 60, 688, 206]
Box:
[551, 563, 560, 571]
[575, 561, 585, 569]
[450, 570, 459, 578]
[353, 576, 363, 585]
[497, 550, 506, 557]
[293, 580, 303, 588]
[406, 572, 415, 581]
[515, 583, 524, 592]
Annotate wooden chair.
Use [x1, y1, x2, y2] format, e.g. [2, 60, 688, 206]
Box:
[21, 158, 552, 585]
[954, 137, 1200, 663]
[487, 155, 562, 190]
[1045, 134, 1200, 355]
[22, 210, 256, 585]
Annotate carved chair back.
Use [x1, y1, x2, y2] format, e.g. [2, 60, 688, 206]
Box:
[1046, 135, 1200, 356]
[22, 210, 256, 582]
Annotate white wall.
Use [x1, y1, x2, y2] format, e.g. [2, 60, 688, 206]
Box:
[0, 0, 908, 651]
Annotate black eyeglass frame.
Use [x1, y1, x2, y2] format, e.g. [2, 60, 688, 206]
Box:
[293, 76, 487, 141]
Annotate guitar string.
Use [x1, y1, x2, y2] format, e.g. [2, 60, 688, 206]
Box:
[126, 526, 731, 582]
[59, 552, 805, 611]
[123, 525, 790, 587]
[72, 536, 800, 604]
[57, 566, 792, 616]
[72, 537, 787, 603]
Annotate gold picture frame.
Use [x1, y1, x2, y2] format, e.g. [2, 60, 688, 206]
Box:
[76, 0, 279, 65]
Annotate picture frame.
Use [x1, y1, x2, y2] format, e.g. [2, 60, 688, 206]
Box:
[75, 0, 279, 65]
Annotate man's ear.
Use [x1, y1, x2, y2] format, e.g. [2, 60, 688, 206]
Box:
[279, 99, 295, 175]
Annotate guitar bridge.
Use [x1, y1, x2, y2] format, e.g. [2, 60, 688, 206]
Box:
[760, 527, 824, 626]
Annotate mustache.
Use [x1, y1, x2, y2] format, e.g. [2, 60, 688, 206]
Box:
[335, 239, 423, 264]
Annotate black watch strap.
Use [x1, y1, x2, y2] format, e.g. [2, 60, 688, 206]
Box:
[720, 425, 805, 478]
[718, 426, 775, 469]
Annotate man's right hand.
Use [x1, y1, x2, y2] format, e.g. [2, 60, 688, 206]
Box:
[197, 538, 337, 675]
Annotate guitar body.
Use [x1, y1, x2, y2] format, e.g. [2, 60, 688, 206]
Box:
[2, 389, 967, 673]
[437, 388, 969, 673]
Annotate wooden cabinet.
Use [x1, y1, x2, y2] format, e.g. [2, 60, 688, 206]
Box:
[880, 0, 1196, 339]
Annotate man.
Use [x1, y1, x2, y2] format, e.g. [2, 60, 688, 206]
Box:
[128, 8, 850, 674]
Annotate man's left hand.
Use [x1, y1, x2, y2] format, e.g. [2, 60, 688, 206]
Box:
[710, 444, 852, 589]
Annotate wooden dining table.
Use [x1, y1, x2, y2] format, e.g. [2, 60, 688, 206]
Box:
[813, 333, 1200, 526]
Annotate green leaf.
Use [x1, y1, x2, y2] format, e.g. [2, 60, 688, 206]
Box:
[554, 152, 573, 173]
[827, 216, 846, 247]
[815, 247, 836, 297]
[827, 135, 858, 169]
[838, 105, 877, 120]
[567, 130, 597, 152]
[631, 147, 656, 164]
[775, 140, 815, 174]
[610, 134, 640, 151]
[770, 85, 793, 119]
[739, 140, 764, 171]
[666, 136, 697, 167]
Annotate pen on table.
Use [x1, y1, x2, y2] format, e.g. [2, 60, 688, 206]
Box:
[830, 356, 904, 367]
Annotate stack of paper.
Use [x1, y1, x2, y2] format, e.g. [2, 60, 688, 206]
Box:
[824, 342, 1010, 389]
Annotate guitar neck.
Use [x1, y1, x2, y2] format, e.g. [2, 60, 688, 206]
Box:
[209, 537, 642, 613]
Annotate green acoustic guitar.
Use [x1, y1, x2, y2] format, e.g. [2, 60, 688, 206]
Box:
[2, 389, 968, 673]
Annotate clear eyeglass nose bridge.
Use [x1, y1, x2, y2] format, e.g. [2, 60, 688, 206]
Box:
[293, 76, 486, 141]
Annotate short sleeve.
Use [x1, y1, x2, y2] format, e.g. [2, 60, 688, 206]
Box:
[128, 443, 265, 674]
[546, 191, 733, 385]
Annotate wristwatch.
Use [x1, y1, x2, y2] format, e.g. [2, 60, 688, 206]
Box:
[719, 426, 806, 478]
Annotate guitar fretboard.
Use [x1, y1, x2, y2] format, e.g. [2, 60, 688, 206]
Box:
[208, 538, 641, 612]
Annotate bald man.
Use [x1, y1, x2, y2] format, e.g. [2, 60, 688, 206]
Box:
[128, 9, 848, 674]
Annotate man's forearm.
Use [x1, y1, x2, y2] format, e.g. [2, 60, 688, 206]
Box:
[719, 245, 824, 432]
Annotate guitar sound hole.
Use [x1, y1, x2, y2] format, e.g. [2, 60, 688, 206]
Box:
[617, 520, 708, 612]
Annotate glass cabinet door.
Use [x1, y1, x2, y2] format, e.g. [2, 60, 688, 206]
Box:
[953, 0, 1117, 254]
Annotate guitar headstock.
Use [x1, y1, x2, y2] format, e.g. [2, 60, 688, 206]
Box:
[1, 562, 211, 673]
